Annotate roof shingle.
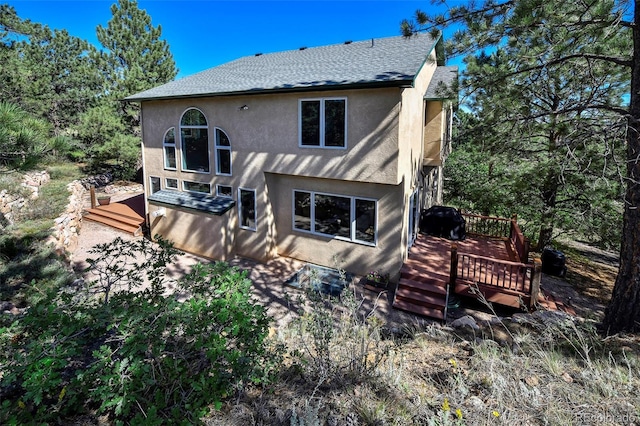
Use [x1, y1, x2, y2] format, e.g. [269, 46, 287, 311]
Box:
[424, 66, 458, 100]
[126, 34, 438, 101]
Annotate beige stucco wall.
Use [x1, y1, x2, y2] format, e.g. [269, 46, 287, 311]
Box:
[139, 64, 443, 274]
[423, 100, 444, 166]
[265, 173, 406, 276]
[141, 87, 402, 188]
[147, 203, 236, 260]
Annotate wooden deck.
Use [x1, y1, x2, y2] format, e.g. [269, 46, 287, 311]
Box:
[393, 231, 573, 321]
[394, 205, 558, 320]
[84, 196, 145, 236]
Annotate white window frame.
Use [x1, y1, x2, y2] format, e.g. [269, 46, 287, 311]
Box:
[292, 189, 377, 246]
[149, 176, 161, 194]
[214, 127, 232, 176]
[238, 187, 257, 231]
[163, 127, 177, 170]
[182, 180, 211, 194]
[216, 184, 233, 198]
[298, 97, 347, 149]
[180, 108, 210, 174]
[165, 177, 178, 190]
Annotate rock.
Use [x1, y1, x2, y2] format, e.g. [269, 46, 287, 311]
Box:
[0, 301, 14, 312]
[525, 376, 539, 387]
[561, 372, 573, 383]
[531, 310, 574, 326]
[451, 315, 479, 330]
[510, 313, 537, 325]
[466, 396, 485, 410]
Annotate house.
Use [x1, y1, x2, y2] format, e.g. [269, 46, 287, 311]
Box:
[125, 35, 457, 277]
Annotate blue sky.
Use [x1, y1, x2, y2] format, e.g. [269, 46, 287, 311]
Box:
[6, 0, 460, 79]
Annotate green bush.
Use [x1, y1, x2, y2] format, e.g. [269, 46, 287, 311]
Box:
[0, 238, 278, 424]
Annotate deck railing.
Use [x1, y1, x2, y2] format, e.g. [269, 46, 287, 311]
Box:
[461, 212, 512, 239]
[450, 243, 541, 309]
[457, 252, 533, 292]
[461, 212, 530, 262]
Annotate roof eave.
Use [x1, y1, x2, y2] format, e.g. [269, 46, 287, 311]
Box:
[123, 79, 415, 103]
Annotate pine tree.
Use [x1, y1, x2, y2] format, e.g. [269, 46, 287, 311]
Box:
[96, 0, 178, 134]
[0, 5, 101, 136]
[402, 0, 640, 333]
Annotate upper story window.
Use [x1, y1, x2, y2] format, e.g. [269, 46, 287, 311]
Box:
[215, 128, 232, 175]
[180, 108, 209, 173]
[299, 98, 347, 148]
[163, 128, 176, 170]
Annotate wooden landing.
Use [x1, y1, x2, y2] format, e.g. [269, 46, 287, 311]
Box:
[393, 234, 572, 321]
[84, 202, 145, 236]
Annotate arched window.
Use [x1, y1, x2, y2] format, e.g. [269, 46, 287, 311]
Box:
[215, 128, 232, 176]
[163, 128, 176, 170]
[180, 108, 209, 173]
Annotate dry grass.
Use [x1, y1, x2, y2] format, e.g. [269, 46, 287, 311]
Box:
[204, 286, 640, 426]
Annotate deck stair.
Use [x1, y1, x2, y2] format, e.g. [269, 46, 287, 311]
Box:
[393, 258, 449, 321]
[84, 203, 145, 236]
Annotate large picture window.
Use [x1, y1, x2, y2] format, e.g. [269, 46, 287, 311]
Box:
[293, 190, 377, 245]
[299, 98, 346, 148]
[238, 188, 256, 231]
[180, 108, 209, 173]
[215, 128, 232, 175]
[163, 128, 176, 170]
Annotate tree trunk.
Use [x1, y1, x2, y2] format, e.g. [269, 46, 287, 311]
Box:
[602, 0, 640, 334]
[537, 168, 558, 250]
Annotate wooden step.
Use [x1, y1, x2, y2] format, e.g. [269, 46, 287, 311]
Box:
[392, 297, 445, 320]
[454, 282, 527, 309]
[401, 264, 449, 283]
[395, 287, 446, 309]
[85, 207, 145, 227]
[84, 213, 142, 236]
[397, 277, 447, 296]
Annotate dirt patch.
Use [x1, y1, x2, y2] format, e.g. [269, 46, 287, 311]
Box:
[532, 242, 619, 321]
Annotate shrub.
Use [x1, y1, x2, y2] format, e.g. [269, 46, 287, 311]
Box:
[0, 238, 278, 424]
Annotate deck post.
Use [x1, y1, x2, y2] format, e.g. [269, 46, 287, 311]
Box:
[530, 257, 542, 309]
[90, 185, 96, 209]
[449, 243, 458, 294]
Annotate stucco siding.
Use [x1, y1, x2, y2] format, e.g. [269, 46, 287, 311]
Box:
[140, 87, 402, 189]
[423, 101, 444, 166]
[147, 203, 236, 260]
[265, 173, 406, 276]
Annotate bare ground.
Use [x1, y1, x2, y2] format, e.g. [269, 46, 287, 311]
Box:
[72, 192, 619, 329]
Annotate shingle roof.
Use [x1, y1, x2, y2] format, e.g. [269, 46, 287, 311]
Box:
[148, 190, 235, 215]
[126, 34, 439, 101]
[424, 66, 458, 100]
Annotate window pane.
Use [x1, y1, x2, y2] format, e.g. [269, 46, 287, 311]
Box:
[166, 178, 178, 189]
[217, 185, 232, 198]
[181, 109, 207, 126]
[164, 146, 176, 169]
[325, 99, 345, 147]
[355, 199, 376, 243]
[183, 181, 210, 193]
[314, 194, 350, 238]
[215, 128, 230, 146]
[239, 189, 256, 230]
[164, 128, 175, 144]
[293, 191, 311, 231]
[301, 100, 320, 146]
[181, 128, 209, 172]
[217, 149, 231, 175]
[150, 176, 161, 194]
